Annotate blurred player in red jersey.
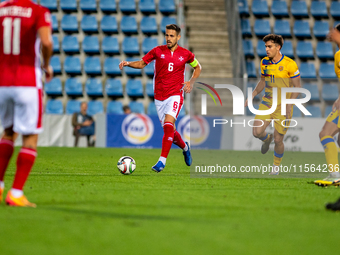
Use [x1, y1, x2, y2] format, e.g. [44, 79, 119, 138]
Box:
[0, 0, 53, 207]
[119, 24, 202, 172]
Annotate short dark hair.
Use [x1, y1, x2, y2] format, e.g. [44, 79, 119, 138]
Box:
[165, 24, 181, 35]
[263, 34, 284, 50]
[123, 105, 130, 112]
[335, 23, 340, 32]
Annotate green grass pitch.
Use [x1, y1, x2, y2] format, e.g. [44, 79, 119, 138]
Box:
[1, 147, 340, 255]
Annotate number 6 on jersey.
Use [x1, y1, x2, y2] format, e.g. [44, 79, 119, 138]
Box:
[168, 63, 173, 71]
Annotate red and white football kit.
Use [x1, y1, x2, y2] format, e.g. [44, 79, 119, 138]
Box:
[0, 0, 51, 134]
[142, 45, 195, 126]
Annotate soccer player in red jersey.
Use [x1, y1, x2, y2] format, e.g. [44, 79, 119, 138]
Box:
[119, 24, 202, 172]
[0, 0, 53, 207]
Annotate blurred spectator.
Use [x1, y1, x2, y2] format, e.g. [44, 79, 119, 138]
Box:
[123, 105, 131, 114]
[72, 102, 95, 147]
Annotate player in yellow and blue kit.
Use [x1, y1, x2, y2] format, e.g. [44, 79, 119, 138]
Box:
[245, 34, 301, 175]
[316, 25, 340, 186]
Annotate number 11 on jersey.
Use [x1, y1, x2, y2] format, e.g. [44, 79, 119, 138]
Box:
[2, 17, 21, 55]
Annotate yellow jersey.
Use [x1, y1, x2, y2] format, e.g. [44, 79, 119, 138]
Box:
[260, 55, 300, 108]
[334, 50, 340, 79]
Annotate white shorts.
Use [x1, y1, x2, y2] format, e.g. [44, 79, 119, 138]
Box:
[155, 95, 184, 126]
[0, 87, 43, 135]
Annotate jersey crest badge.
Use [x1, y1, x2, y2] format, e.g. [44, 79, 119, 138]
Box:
[279, 66, 284, 71]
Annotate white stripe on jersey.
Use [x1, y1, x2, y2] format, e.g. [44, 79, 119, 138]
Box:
[34, 37, 42, 89]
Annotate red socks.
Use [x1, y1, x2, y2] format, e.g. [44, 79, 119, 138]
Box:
[12, 148, 37, 190]
[0, 139, 14, 181]
[160, 122, 174, 158]
[173, 130, 186, 149]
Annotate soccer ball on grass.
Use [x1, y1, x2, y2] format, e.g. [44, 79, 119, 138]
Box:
[117, 156, 136, 175]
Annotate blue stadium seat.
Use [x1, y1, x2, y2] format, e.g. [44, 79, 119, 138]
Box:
[319, 63, 337, 80]
[83, 36, 100, 54]
[101, 16, 118, 34]
[86, 78, 103, 97]
[139, 0, 156, 14]
[105, 79, 124, 98]
[62, 35, 79, 54]
[274, 20, 291, 38]
[305, 105, 322, 118]
[159, 0, 175, 14]
[104, 57, 121, 76]
[313, 21, 329, 39]
[65, 78, 83, 97]
[331, 2, 340, 19]
[40, 0, 58, 12]
[61, 15, 78, 33]
[146, 80, 154, 98]
[316, 42, 333, 61]
[100, 0, 117, 13]
[119, 0, 136, 14]
[322, 84, 339, 102]
[310, 1, 328, 19]
[241, 19, 252, 37]
[107, 101, 124, 114]
[243, 39, 254, 58]
[251, 0, 269, 17]
[141, 17, 158, 35]
[45, 99, 63, 114]
[161, 17, 177, 34]
[178, 106, 186, 117]
[325, 105, 333, 117]
[271, 0, 289, 18]
[60, 0, 77, 12]
[144, 61, 154, 77]
[81, 15, 98, 33]
[296, 41, 314, 59]
[129, 101, 145, 114]
[66, 100, 81, 114]
[125, 58, 142, 76]
[256, 40, 266, 58]
[254, 19, 270, 38]
[52, 35, 59, 53]
[142, 37, 158, 54]
[80, 0, 97, 13]
[246, 61, 257, 78]
[87, 101, 104, 116]
[303, 83, 320, 102]
[50, 56, 61, 74]
[64, 56, 82, 75]
[238, 0, 249, 17]
[292, 105, 302, 118]
[122, 37, 140, 55]
[281, 41, 294, 59]
[291, 0, 308, 18]
[299, 62, 317, 79]
[45, 78, 62, 97]
[121, 16, 138, 34]
[147, 102, 157, 115]
[51, 14, 58, 32]
[293, 21, 311, 39]
[126, 79, 144, 98]
[84, 57, 101, 76]
[102, 36, 119, 55]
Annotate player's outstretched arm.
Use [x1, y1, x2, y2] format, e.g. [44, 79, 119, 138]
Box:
[119, 60, 147, 70]
[38, 26, 53, 82]
[183, 60, 202, 93]
[245, 77, 265, 107]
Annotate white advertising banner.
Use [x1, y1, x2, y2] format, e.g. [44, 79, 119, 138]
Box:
[233, 116, 325, 152]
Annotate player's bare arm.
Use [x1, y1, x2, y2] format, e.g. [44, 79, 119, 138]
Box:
[245, 77, 265, 107]
[38, 26, 53, 82]
[286, 75, 301, 118]
[183, 60, 202, 93]
[119, 60, 147, 70]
